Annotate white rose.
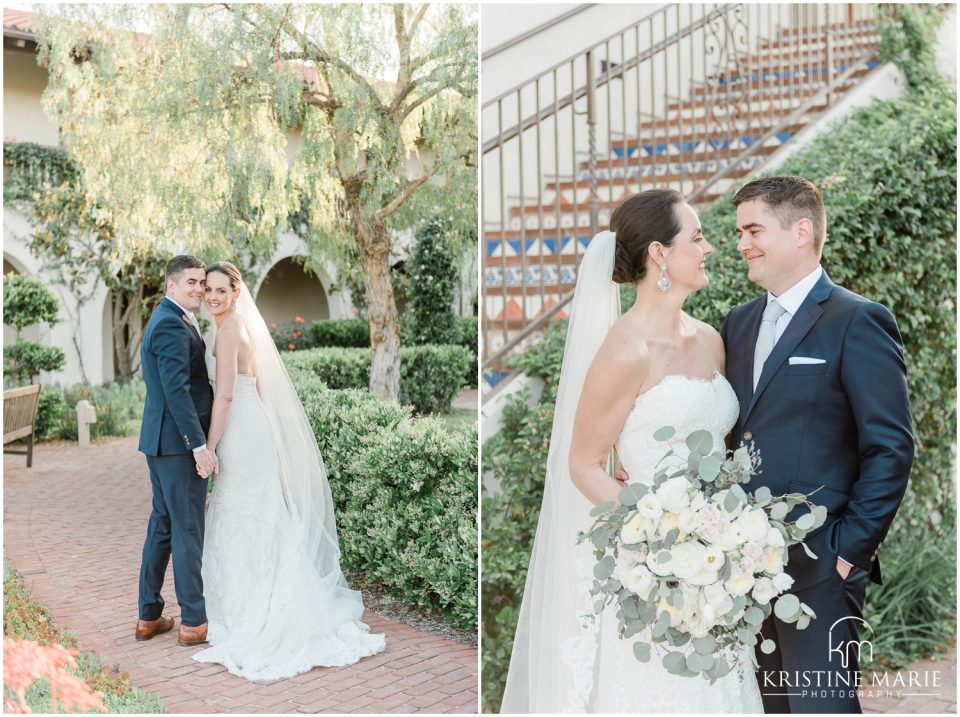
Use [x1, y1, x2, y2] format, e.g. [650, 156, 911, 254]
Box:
[658, 511, 682, 537]
[738, 509, 771, 543]
[623, 563, 655, 597]
[766, 527, 786, 548]
[741, 541, 763, 561]
[698, 520, 728, 544]
[689, 492, 708, 512]
[752, 577, 777, 605]
[647, 548, 675, 576]
[678, 507, 700, 533]
[614, 548, 638, 581]
[620, 512, 650, 545]
[656, 477, 692, 513]
[719, 521, 747, 551]
[669, 541, 708, 581]
[724, 571, 756, 597]
[703, 581, 734, 616]
[697, 505, 722, 525]
[763, 547, 785, 573]
[739, 555, 757, 573]
[638, 493, 664, 519]
[772, 572, 795, 593]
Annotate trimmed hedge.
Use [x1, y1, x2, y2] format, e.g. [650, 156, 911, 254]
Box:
[291, 369, 477, 629]
[283, 344, 472, 414]
[481, 86, 957, 710]
[307, 317, 370, 348]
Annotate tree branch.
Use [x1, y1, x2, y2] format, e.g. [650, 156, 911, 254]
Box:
[375, 174, 429, 221]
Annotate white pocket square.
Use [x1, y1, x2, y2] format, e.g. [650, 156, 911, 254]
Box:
[789, 356, 826, 365]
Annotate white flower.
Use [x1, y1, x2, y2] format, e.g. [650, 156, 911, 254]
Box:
[637, 493, 664, 520]
[703, 544, 725, 573]
[678, 507, 700, 533]
[657, 597, 683, 627]
[772, 572, 795, 593]
[766, 526, 786, 548]
[698, 520, 728, 544]
[741, 541, 763, 561]
[737, 508, 771, 542]
[620, 512, 650, 545]
[658, 511, 683, 537]
[656, 477, 692, 513]
[646, 548, 674, 576]
[752, 577, 777, 605]
[670, 541, 709, 581]
[739, 555, 757, 573]
[762, 547, 784, 573]
[689, 492, 708, 512]
[703, 580, 734, 616]
[719, 521, 747, 551]
[697, 505, 722, 525]
[623, 563, 655, 597]
[724, 571, 756, 597]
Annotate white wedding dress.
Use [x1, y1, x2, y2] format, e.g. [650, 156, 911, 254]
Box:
[194, 353, 385, 681]
[563, 371, 764, 713]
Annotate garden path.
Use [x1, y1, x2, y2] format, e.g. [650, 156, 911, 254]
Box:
[4, 437, 477, 714]
[863, 648, 956, 714]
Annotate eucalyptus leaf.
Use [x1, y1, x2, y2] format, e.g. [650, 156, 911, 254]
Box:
[744, 606, 765, 626]
[692, 636, 716, 655]
[774, 593, 801, 621]
[654, 426, 676, 441]
[699, 454, 723, 483]
[594, 555, 615, 580]
[652, 610, 671, 638]
[590, 501, 615, 517]
[633, 641, 652, 661]
[686, 430, 713, 455]
[769, 502, 789, 521]
[753, 486, 772, 504]
[760, 639, 777, 654]
[795, 512, 816, 531]
[662, 650, 687, 674]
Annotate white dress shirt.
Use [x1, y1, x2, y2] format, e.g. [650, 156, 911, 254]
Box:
[164, 295, 206, 454]
[765, 265, 823, 344]
[764, 265, 851, 571]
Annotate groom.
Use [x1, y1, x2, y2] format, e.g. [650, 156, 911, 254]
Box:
[135, 255, 217, 647]
[721, 176, 914, 713]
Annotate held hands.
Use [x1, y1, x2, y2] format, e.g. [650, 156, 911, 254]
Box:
[194, 447, 219, 479]
[614, 463, 630, 487]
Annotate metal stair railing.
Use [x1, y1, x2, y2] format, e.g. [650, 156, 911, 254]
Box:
[482, 3, 881, 380]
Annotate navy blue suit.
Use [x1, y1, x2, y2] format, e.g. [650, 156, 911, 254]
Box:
[137, 297, 213, 627]
[722, 271, 913, 713]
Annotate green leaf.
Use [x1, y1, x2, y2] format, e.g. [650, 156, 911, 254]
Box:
[662, 650, 687, 674]
[652, 610, 671, 638]
[760, 639, 777, 654]
[594, 555, 615, 580]
[795, 512, 816, 531]
[699, 454, 723, 482]
[774, 593, 801, 621]
[633, 641, 652, 662]
[686, 430, 713, 455]
[654, 426, 676, 441]
[769, 502, 789, 521]
[724, 490, 742, 513]
[744, 606, 765, 626]
[692, 636, 717, 654]
[590, 501, 614, 517]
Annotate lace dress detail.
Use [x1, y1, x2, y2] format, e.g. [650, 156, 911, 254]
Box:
[194, 355, 385, 681]
[575, 372, 763, 713]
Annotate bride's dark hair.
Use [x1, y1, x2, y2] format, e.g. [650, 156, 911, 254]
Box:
[207, 261, 243, 290]
[610, 189, 685, 284]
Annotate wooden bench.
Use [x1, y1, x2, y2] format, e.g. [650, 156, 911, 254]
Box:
[4, 384, 42, 467]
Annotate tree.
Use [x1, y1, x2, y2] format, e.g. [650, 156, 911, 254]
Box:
[28, 181, 166, 381]
[3, 274, 65, 384]
[406, 216, 459, 345]
[36, 3, 478, 401]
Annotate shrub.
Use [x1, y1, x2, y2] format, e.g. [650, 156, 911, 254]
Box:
[284, 344, 472, 414]
[267, 315, 311, 352]
[32, 379, 146, 442]
[33, 389, 68, 441]
[3, 339, 66, 385]
[2, 274, 60, 332]
[481, 85, 956, 710]
[406, 217, 460, 345]
[294, 376, 477, 628]
[307, 318, 370, 348]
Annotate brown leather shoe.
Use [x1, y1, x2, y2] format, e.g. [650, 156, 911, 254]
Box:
[135, 616, 174, 641]
[178, 622, 208, 646]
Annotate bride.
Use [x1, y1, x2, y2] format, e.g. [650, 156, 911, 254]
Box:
[192, 261, 385, 681]
[500, 190, 762, 713]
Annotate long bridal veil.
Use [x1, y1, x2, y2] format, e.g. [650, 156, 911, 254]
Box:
[500, 231, 621, 713]
[231, 282, 362, 607]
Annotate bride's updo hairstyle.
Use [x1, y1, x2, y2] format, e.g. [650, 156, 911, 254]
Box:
[609, 188, 685, 284]
[207, 261, 243, 290]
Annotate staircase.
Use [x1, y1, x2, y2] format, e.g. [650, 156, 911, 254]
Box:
[482, 3, 883, 388]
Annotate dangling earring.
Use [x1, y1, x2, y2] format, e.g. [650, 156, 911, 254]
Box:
[657, 263, 671, 293]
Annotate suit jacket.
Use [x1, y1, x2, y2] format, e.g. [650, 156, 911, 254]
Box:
[138, 297, 213, 457]
[721, 271, 913, 590]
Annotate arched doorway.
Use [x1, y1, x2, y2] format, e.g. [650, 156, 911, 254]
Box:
[255, 257, 330, 327]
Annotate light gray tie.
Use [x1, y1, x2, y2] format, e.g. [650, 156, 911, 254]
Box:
[753, 300, 787, 389]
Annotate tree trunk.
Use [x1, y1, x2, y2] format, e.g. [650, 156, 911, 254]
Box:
[112, 292, 132, 381]
[346, 192, 401, 402]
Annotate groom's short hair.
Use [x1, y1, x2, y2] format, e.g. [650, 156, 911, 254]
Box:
[732, 176, 826, 256]
[166, 255, 206, 284]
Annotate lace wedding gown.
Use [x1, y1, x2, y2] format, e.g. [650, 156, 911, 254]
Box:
[194, 355, 385, 681]
[563, 372, 763, 713]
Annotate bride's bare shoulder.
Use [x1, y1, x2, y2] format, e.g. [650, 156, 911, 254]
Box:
[593, 316, 652, 375]
[686, 314, 725, 365]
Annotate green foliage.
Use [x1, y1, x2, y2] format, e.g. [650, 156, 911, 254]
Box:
[268, 315, 311, 352]
[307, 317, 370, 348]
[284, 344, 472, 414]
[407, 217, 460, 345]
[292, 373, 477, 628]
[2, 274, 60, 332]
[3, 339, 66, 385]
[2, 141, 78, 205]
[481, 86, 957, 711]
[32, 379, 146, 442]
[877, 4, 947, 91]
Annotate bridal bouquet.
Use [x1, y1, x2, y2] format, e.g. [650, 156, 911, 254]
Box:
[577, 427, 827, 682]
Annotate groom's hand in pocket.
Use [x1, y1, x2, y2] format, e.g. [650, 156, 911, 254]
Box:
[835, 557, 853, 580]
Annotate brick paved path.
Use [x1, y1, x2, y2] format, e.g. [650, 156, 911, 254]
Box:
[863, 648, 956, 714]
[4, 437, 477, 714]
